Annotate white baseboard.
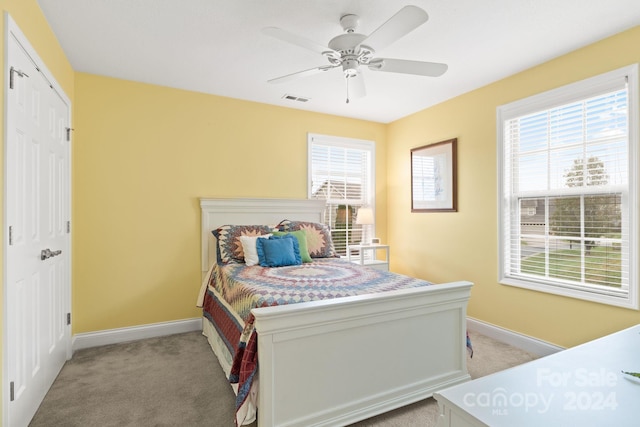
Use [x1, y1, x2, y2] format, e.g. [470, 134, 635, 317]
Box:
[467, 317, 564, 357]
[72, 317, 202, 353]
[71, 316, 562, 358]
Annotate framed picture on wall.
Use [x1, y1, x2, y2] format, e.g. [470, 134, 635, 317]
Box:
[411, 138, 457, 212]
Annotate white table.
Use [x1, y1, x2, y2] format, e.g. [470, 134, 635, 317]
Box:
[434, 324, 640, 427]
[347, 244, 389, 271]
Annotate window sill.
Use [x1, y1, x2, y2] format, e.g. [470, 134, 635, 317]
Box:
[500, 276, 638, 310]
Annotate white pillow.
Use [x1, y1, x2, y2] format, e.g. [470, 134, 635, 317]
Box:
[239, 234, 272, 266]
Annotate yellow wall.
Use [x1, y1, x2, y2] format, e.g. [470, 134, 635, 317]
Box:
[0, 0, 75, 421]
[387, 25, 640, 348]
[73, 73, 387, 332]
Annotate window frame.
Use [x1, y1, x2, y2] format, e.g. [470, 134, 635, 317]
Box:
[307, 133, 375, 256]
[497, 64, 639, 309]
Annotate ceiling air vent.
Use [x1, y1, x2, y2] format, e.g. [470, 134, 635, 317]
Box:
[282, 94, 310, 103]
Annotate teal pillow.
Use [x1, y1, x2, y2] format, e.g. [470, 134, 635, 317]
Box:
[271, 230, 312, 263]
[256, 235, 302, 267]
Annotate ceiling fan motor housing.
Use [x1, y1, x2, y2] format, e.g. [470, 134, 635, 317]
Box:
[328, 33, 367, 54]
[327, 32, 375, 73]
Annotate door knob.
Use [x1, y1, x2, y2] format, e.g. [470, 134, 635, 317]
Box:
[41, 249, 51, 260]
[40, 249, 62, 260]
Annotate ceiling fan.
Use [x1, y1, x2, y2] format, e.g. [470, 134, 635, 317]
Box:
[262, 5, 447, 103]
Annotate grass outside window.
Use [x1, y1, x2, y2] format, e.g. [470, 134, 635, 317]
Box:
[521, 245, 622, 288]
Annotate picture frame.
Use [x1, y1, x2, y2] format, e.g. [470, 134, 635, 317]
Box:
[411, 138, 457, 212]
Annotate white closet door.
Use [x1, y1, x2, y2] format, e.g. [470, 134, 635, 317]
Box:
[5, 18, 71, 427]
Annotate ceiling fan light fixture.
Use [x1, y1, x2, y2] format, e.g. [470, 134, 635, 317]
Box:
[342, 59, 359, 77]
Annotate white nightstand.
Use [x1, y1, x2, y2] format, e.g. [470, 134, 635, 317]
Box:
[347, 244, 389, 272]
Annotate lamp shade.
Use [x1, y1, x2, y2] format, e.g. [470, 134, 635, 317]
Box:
[356, 207, 374, 225]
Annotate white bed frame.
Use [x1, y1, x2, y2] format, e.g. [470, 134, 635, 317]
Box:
[200, 198, 473, 427]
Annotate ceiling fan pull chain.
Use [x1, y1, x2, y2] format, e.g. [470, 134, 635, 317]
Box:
[346, 77, 350, 104]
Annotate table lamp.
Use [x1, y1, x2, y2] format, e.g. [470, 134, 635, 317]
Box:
[356, 207, 374, 244]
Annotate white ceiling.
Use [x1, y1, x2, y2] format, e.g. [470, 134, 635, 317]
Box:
[37, 0, 640, 123]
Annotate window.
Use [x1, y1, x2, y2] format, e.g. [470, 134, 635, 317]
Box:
[308, 133, 375, 256]
[498, 65, 638, 309]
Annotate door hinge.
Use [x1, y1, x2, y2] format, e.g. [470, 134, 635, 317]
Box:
[67, 313, 71, 325]
[66, 221, 70, 234]
[65, 127, 74, 141]
[9, 66, 29, 90]
[8, 226, 13, 245]
[10, 381, 14, 401]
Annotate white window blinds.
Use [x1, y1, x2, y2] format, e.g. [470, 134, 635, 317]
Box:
[498, 65, 638, 308]
[308, 133, 375, 255]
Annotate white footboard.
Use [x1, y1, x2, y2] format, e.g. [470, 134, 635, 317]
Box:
[253, 280, 473, 427]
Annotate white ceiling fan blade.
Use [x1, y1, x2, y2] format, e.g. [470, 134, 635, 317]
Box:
[360, 6, 428, 52]
[267, 65, 337, 84]
[368, 58, 448, 77]
[346, 71, 366, 103]
[262, 27, 339, 57]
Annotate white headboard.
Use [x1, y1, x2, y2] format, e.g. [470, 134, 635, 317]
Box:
[200, 198, 327, 274]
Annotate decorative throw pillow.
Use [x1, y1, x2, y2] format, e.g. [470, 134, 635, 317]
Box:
[212, 224, 274, 264]
[239, 234, 272, 266]
[256, 234, 302, 267]
[276, 220, 339, 258]
[271, 230, 312, 263]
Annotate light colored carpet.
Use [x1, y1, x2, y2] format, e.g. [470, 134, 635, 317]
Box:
[29, 331, 237, 427]
[29, 330, 537, 427]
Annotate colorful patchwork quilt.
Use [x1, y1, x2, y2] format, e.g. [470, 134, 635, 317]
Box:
[200, 258, 470, 425]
